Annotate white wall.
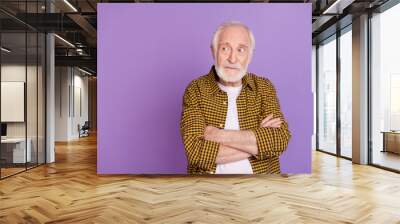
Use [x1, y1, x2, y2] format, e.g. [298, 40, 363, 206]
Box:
[1, 64, 42, 137]
[70, 72, 89, 139]
[1, 65, 26, 130]
[55, 66, 89, 141]
[55, 66, 69, 141]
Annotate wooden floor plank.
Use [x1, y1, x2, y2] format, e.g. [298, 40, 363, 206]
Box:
[0, 134, 400, 223]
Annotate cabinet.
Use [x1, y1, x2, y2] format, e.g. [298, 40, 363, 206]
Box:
[382, 131, 400, 154]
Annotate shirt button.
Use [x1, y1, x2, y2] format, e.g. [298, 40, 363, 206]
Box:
[219, 124, 224, 128]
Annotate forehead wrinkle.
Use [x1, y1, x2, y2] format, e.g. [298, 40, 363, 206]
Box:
[219, 26, 250, 40]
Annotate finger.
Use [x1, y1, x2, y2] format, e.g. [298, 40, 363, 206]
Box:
[269, 119, 282, 127]
[270, 122, 282, 128]
[261, 117, 272, 127]
[262, 120, 281, 128]
[261, 114, 273, 125]
[262, 117, 281, 127]
[268, 122, 282, 129]
[269, 117, 281, 124]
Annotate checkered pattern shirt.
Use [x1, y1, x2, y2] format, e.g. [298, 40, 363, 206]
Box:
[180, 66, 291, 174]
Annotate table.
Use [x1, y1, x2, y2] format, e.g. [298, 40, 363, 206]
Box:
[1, 138, 32, 164]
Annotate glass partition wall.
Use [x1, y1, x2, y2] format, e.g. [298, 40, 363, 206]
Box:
[339, 27, 352, 159]
[370, 2, 400, 172]
[317, 35, 337, 155]
[316, 25, 353, 159]
[316, 0, 400, 172]
[0, 1, 46, 179]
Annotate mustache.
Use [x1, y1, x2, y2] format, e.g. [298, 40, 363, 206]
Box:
[222, 62, 242, 70]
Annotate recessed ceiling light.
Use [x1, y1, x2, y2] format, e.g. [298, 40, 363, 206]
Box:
[78, 67, 93, 76]
[1, 47, 11, 53]
[63, 0, 78, 12]
[54, 34, 75, 48]
[322, 0, 355, 15]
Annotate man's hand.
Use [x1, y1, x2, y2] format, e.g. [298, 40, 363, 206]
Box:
[203, 126, 221, 142]
[203, 127, 252, 164]
[202, 114, 282, 161]
[216, 145, 252, 164]
[260, 114, 282, 128]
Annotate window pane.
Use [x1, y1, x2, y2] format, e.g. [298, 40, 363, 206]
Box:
[371, 3, 400, 171]
[318, 36, 337, 154]
[340, 29, 352, 158]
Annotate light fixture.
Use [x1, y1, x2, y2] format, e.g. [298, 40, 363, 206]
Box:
[54, 34, 75, 48]
[323, 0, 340, 14]
[322, 0, 354, 15]
[63, 0, 78, 12]
[76, 48, 85, 55]
[1, 47, 11, 53]
[78, 67, 93, 76]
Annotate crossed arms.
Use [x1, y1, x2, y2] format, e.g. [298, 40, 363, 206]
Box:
[180, 79, 291, 171]
[203, 114, 282, 164]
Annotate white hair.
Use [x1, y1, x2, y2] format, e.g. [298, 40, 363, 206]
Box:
[211, 21, 255, 57]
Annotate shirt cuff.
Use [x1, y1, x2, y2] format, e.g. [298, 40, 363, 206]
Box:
[252, 128, 267, 160]
[251, 127, 283, 160]
[198, 140, 220, 170]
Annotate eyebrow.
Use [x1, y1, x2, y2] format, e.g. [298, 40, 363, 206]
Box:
[238, 44, 249, 48]
[218, 42, 249, 48]
[218, 42, 230, 46]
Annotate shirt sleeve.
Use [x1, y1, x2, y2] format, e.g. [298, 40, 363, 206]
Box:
[180, 81, 220, 171]
[251, 78, 291, 160]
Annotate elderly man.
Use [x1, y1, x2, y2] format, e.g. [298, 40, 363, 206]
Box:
[180, 21, 291, 174]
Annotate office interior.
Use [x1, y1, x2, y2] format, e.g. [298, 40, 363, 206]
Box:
[0, 0, 97, 179]
[0, 0, 399, 222]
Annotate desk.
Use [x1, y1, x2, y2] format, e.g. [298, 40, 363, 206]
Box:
[1, 138, 32, 163]
[381, 131, 400, 154]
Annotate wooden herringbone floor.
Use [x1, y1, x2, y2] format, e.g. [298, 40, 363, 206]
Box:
[1, 134, 400, 224]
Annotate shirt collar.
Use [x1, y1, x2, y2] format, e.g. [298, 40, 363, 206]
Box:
[206, 65, 254, 95]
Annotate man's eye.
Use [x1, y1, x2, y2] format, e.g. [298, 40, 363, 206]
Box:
[238, 48, 245, 53]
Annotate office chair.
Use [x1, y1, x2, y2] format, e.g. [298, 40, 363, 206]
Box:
[79, 121, 90, 138]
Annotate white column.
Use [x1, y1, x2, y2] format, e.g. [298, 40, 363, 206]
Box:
[352, 14, 369, 164]
[46, 1, 55, 163]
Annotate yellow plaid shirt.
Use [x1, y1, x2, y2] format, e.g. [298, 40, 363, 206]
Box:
[180, 66, 291, 174]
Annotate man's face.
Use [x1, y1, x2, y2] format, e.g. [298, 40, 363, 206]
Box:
[214, 26, 252, 83]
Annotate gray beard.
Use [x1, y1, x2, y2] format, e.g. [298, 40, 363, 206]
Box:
[214, 64, 247, 83]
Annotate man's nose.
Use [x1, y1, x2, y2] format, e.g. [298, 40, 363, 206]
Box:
[227, 50, 237, 64]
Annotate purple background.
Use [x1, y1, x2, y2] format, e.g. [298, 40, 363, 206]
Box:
[98, 3, 312, 174]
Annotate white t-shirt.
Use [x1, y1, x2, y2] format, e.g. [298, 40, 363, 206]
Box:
[215, 82, 253, 174]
